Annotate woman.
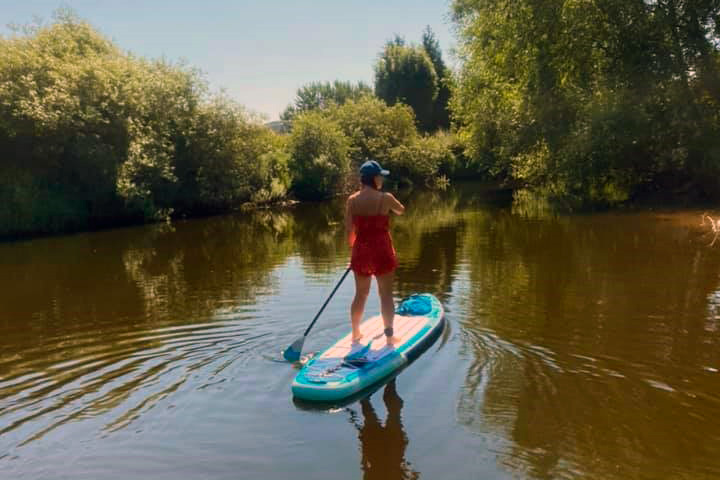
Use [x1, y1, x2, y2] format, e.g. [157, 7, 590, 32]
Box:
[345, 160, 405, 346]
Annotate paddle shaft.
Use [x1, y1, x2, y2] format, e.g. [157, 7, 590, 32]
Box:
[303, 266, 352, 337]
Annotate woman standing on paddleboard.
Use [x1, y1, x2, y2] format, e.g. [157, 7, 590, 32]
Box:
[345, 160, 405, 346]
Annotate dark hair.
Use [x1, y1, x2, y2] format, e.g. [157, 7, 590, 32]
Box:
[361, 174, 378, 189]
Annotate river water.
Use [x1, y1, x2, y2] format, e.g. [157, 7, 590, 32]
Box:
[1, 184, 720, 479]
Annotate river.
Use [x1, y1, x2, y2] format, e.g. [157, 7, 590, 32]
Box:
[1, 184, 720, 479]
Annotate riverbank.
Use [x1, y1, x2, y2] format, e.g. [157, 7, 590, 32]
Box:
[0, 15, 462, 241]
[5, 173, 719, 243]
[4, 10, 718, 242]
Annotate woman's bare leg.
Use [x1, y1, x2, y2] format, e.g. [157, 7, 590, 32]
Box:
[351, 272, 372, 342]
[376, 271, 399, 345]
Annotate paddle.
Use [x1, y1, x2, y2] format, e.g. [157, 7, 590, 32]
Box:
[283, 266, 353, 362]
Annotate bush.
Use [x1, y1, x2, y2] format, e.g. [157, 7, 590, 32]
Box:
[329, 96, 417, 166]
[175, 96, 290, 212]
[328, 97, 457, 186]
[451, 0, 720, 205]
[388, 134, 456, 186]
[0, 169, 90, 236]
[0, 12, 291, 237]
[288, 111, 350, 200]
[282, 97, 459, 188]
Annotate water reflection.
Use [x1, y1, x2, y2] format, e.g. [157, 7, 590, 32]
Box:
[0, 210, 296, 448]
[348, 380, 419, 480]
[3, 183, 720, 479]
[458, 208, 720, 479]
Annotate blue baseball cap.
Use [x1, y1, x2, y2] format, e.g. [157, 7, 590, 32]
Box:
[359, 160, 389, 177]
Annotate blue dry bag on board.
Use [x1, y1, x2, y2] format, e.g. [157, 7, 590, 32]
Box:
[396, 294, 433, 316]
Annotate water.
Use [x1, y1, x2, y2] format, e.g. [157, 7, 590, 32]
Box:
[1, 184, 720, 479]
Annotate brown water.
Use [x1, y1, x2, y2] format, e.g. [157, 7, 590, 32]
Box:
[2, 184, 720, 480]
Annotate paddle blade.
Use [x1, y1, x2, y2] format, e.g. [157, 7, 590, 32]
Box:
[283, 337, 305, 362]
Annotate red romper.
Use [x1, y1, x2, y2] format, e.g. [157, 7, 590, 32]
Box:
[350, 194, 398, 277]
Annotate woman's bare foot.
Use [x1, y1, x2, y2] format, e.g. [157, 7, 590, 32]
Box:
[352, 329, 363, 343]
[386, 335, 402, 346]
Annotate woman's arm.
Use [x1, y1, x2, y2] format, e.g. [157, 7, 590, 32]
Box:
[386, 193, 405, 215]
[345, 196, 356, 247]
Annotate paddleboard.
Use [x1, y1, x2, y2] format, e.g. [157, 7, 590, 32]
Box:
[292, 293, 444, 402]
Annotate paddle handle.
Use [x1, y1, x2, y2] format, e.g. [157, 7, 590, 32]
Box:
[303, 266, 352, 337]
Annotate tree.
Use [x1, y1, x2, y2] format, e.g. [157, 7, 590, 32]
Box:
[281, 80, 372, 121]
[421, 26, 451, 130]
[0, 11, 293, 237]
[329, 96, 455, 186]
[451, 0, 720, 204]
[374, 42, 439, 132]
[329, 96, 418, 165]
[288, 111, 350, 200]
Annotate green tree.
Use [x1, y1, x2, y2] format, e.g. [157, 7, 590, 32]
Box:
[0, 11, 292, 237]
[451, 0, 720, 204]
[330, 96, 455, 186]
[281, 80, 372, 121]
[374, 42, 439, 132]
[421, 26, 452, 130]
[174, 96, 291, 213]
[288, 111, 350, 200]
[329, 96, 418, 165]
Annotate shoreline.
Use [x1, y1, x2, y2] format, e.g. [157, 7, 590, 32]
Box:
[3, 181, 718, 244]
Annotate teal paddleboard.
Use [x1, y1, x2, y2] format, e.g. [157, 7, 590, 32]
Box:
[292, 293, 444, 402]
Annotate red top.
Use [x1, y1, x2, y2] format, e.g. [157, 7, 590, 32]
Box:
[350, 213, 398, 276]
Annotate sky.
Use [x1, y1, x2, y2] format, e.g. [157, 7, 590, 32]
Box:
[1, 1, 456, 120]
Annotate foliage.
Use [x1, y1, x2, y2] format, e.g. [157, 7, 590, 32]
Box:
[374, 41, 439, 132]
[388, 135, 444, 187]
[175, 96, 291, 212]
[286, 97, 458, 189]
[0, 12, 289, 237]
[0, 11, 463, 239]
[288, 111, 350, 200]
[330, 97, 456, 186]
[421, 26, 452, 131]
[281, 80, 373, 121]
[329, 96, 417, 164]
[451, 0, 720, 205]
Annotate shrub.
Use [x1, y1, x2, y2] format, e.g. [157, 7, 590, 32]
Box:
[288, 111, 350, 200]
[329, 97, 417, 164]
[174, 96, 290, 212]
[0, 12, 292, 236]
[388, 134, 456, 186]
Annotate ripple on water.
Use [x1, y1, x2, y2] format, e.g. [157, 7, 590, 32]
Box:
[456, 316, 720, 479]
[0, 315, 278, 451]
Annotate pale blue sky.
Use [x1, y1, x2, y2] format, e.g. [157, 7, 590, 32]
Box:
[1, 1, 455, 120]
